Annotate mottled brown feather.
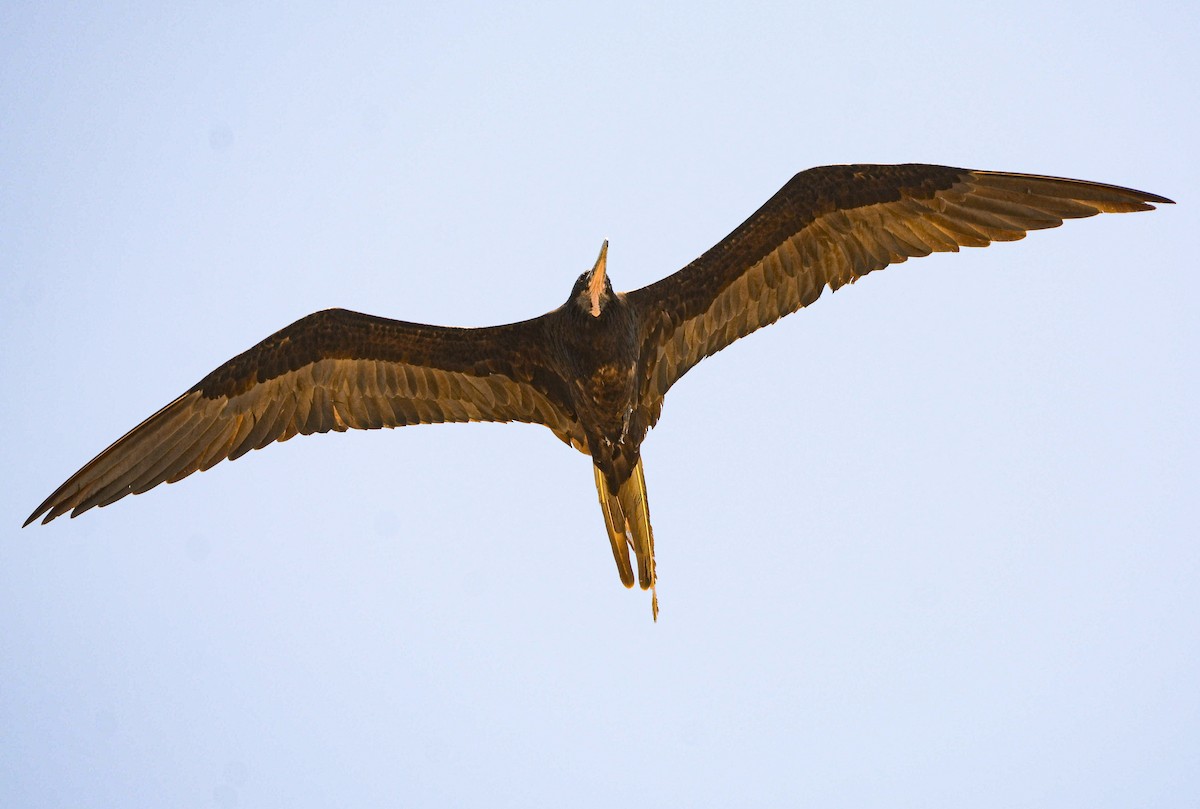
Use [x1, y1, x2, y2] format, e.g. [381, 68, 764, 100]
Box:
[26, 163, 1170, 621]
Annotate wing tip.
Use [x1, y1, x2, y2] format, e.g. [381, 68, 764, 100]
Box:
[969, 169, 1174, 208]
[1120, 187, 1173, 206]
[23, 498, 58, 527]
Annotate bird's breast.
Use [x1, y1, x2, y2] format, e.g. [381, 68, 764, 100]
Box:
[575, 361, 637, 422]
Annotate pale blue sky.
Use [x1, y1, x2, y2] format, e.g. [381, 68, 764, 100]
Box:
[2, 3, 1196, 807]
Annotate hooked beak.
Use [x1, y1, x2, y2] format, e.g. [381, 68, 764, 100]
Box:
[588, 240, 608, 317]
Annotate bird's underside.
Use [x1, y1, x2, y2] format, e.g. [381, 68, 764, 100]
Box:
[26, 164, 1172, 619]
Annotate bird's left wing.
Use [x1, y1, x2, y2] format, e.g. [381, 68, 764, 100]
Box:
[27, 307, 581, 525]
[627, 164, 1171, 426]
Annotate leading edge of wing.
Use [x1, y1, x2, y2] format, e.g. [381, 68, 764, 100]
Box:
[627, 164, 1172, 322]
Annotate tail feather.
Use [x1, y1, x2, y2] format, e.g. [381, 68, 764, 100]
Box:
[594, 464, 635, 588]
[593, 458, 658, 620]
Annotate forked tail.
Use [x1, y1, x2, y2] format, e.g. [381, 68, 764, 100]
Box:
[593, 458, 658, 620]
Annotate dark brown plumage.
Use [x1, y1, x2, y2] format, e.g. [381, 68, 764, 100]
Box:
[26, 164, 1172, 618]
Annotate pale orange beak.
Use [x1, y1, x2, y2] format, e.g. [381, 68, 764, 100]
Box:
[588, 240, 608, 317]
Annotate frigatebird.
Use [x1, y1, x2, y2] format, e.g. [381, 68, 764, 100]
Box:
[26, 164, 1171, 618]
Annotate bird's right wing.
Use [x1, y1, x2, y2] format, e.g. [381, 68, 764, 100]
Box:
[27, 308, 583, 525]
[628, 164, 1172, 427]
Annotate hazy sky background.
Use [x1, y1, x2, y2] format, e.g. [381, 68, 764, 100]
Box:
[2, 2, 1196, 807]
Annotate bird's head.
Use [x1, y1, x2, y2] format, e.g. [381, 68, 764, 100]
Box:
[572, 240, 612, 318]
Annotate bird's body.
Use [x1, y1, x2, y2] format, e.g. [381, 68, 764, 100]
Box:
[555, 275, 644, 485]
[26, 164, 1172, 618]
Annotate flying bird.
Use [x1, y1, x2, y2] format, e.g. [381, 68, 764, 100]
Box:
[26, 164, 1171, 618]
